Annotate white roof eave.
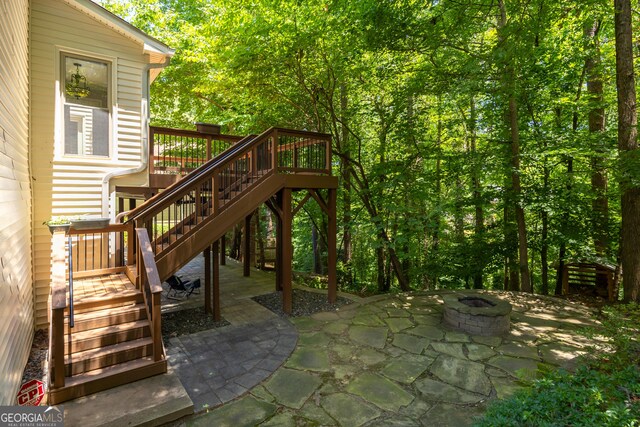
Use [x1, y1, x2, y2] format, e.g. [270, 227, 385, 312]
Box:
[63, 0, 175, 60]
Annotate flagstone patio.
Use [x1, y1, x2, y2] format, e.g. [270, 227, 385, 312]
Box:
[166, 258, 600, 426]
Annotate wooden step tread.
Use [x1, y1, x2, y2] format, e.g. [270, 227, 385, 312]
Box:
[62, 357, 159, 388]
[68, 319, 150, 342]
[68, 302, 145, 323]
[66, 337, 153, 365]
[66, 319, 151, 354]
[72, 288, 140, 306]
[71, 319, 149, 342]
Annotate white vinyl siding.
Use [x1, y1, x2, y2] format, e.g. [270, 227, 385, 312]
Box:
[0, 0, 33, 405]
[30, 0, 148, 328]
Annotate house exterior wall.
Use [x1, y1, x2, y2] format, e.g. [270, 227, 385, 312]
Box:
[0, 0, 33, 405]
[30, 0, 150, 328]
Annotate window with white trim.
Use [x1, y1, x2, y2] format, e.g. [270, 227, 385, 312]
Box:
[62, 55, 110, 156]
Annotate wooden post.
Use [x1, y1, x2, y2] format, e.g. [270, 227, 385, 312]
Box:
[152, 293, 162, 362]
[282, 189, 293, 314]
[149, 127, 155, 174]
[212, 240, 221, 321]
[52, 309, 65, 388]
[325, 135, 331, 174]
[275, 193, 283, 291]
[244, 213, 252, 277]
[328, 188, 337, 303]
[272, 129, 279, 171]
[127, 223, 135, 266]
[220, 234, 226, 265]
[204, 247, 212, 314]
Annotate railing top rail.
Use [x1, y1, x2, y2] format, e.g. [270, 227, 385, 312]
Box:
[68, 223, 130, 235]
[150, 125, 243, 142]
[136, 228, 163, 294]
[272, 128, 331, 139]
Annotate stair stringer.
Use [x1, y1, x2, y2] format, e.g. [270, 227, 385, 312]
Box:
[154, 173, 287, 281]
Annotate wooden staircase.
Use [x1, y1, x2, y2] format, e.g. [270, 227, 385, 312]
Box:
[47, 126, 334, 404]
[48, 287, 166, 405]
[128, 127, 333, 282]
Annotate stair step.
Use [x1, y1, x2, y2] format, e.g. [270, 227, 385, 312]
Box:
[71, 289, 143, 314]
[65, 337, 154, 376]
[66, 303, 147, 333]
[48, 357, 167, 405]
[66, 320, 150, 353]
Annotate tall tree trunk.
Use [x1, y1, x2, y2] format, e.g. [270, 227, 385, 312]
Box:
[469, 97, 484, 289]
[429, 96, 443, 289]
[586, 20, 609, 259]
[454, 176, 465, 285]
[504, 203, 520, 291]
[614, 0, 640, 302]
[256, 208, 265, 269]
[377, 246, 387, 292]
[498, 0, 531, 293]
[312, 223, 322, 274]
[340, 85, 352, 270]
[555, 58, 585, 294]
[231, 223, 242, 259]
[541, 117, 550, 295]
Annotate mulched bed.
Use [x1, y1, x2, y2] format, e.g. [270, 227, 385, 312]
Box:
[252, 289, 353, 317]
[162, 306, 230, 343]
[20, 329, 48, 386]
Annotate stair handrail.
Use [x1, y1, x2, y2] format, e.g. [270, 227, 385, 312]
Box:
[135, 228, 164, 362]
[125, 131, 263, 222]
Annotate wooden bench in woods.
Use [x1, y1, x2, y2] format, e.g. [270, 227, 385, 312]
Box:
[560, 262, 617, 301]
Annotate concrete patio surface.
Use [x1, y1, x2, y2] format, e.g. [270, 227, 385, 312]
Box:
[63, 368, 193, 427]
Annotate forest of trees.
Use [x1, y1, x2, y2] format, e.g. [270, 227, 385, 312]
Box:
[102, 0, 640, 301]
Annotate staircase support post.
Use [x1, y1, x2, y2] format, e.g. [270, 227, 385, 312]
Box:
[275, 194, 283, 291]
[328, 188, 337, 303]
[212, 240, 221, 321]
[281, 189, 293, 314]
[204, 247, 212, 315]
[244, 214, 252, 277]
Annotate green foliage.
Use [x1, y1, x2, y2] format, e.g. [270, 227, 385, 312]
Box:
[584, 303, 640, 368]
[474, 365, 640, 427]
[97, 0, 636, 296]
[475, 304, 640, 426]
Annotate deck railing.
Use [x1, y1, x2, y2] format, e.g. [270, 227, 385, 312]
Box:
[127, 127, 331, 258]
[67, 223, 133, 278]
[149, 126, 242, 176]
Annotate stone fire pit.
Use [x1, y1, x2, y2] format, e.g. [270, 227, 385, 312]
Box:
[443, 293, 512, 336]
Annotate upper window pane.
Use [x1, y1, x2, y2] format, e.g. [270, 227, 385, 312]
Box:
[64, 57, 108, 108]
